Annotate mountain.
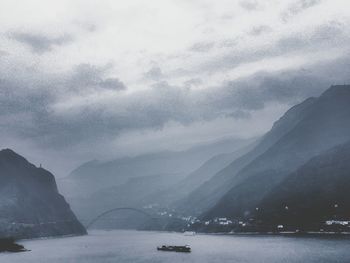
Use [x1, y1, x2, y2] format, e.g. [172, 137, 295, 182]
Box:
[144, 140, 258, 209]
[59, 137, 253, 199]
[67, 174, 182, 228]
[0, 149, 86, 239]
[174, 142, 257, 199]
[204, 85, 350, 219]
[58, 137, 254, 228]
[175, 95, 317, 215]
[257, 141, 350, 231]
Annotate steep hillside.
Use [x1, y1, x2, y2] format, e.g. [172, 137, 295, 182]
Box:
[0, 149, 86, 239]
[257, 141, 350, 230]
[176, 96, 317, 214]
[205, 85, 350, 219]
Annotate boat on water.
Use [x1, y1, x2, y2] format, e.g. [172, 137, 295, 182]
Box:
[157, 245, 191, 253]
[0, 238, 28, 253]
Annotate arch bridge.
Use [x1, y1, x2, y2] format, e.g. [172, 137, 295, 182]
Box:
[85, 207, 160, 229]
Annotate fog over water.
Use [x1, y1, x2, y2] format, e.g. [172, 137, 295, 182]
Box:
[2, 231, 350, 263]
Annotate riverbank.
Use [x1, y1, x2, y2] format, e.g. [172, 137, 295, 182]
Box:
[193, 231, 350, 238]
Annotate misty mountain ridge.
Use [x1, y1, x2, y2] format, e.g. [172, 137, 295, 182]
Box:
[68, 142, 257, 229]
[0, 149, 86, 239]
[69, 136, 254, 179]
[69, 174, 182, 229]
[203, 85, 350, 220]
[144, 140, 259, 208]
[59, 137, 255, 198]
[256, 140, 350, 230]
[56, 84, 350, 233]
[174, 91, 318, 215]
[58, 137, 255, 227]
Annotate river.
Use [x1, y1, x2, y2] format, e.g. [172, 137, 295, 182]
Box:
[1, 230, 350, 262]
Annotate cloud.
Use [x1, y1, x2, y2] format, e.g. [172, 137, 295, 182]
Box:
[0, 61, 129, 152]
[291, 0, 322, 12]
[9, 32, 73, 54]
[67, 64, 127, 93]
[282, 0, 322, 22]
[249, 25, 272, 36]
[144, 66, 164, 81]
[0, 0, 349, 175]
[226, 110, 252, 119]
[193, 21, 348, 76]
[100, 78, 126, 90]
[219, 38, 238, 48]
[183, 78, 203, 88]
[0, 50, 8, 57]
[239, 0, 259, 11]
[189, 42, 215, 52]
[1, 50, 349, 158]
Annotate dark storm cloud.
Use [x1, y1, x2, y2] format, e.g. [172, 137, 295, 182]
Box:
[9, 32, 73, 54]
[0, 17, 349, 153]
[1, 53, 350, 152]
[133, 55, 350, 131]
[214, 55, 350, 112]
[220, 73, 322, 110]
[100, 78, 126, 90]
[0, 62, 127, 149]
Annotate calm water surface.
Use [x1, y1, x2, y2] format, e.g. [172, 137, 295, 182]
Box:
[1, 230, 350, 263]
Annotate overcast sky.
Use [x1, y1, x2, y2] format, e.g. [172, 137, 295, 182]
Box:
[0, 0, 350, 176]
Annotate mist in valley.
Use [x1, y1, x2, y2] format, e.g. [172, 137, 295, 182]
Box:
[1, 0, 350, 262]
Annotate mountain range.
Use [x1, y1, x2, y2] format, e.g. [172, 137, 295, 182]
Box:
[58, 84, 350, 232]
[58, 137, 255, 226]
[2, 85, 349, 237]
[202, 85, 350, 223]
[175, 94, 317, 215]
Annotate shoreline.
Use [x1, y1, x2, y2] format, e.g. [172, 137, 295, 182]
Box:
[14, 229, 350, 242]
[18, 232, 87, 242]
[194, 231, 350, 237]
